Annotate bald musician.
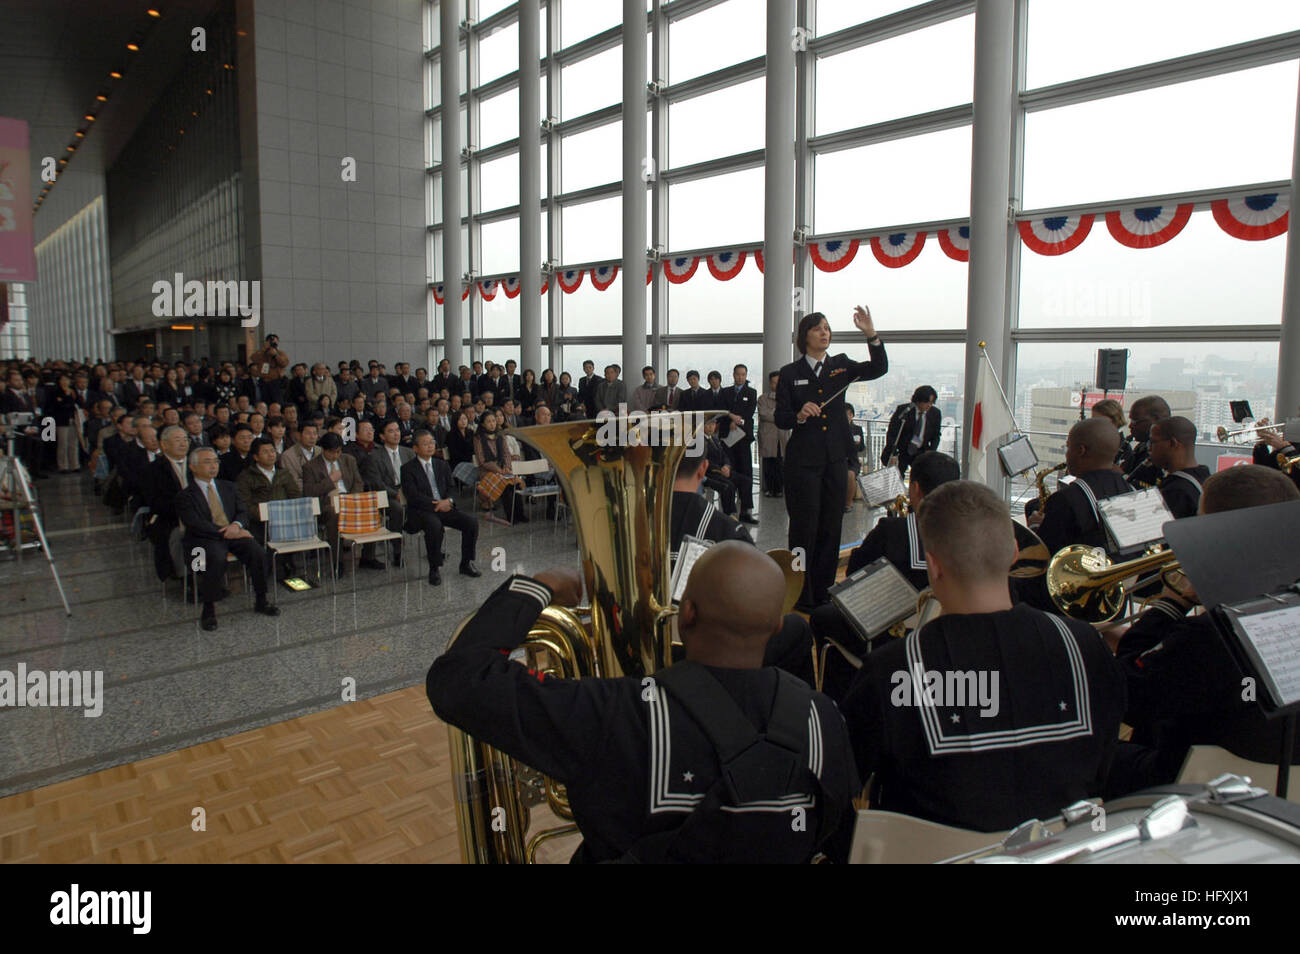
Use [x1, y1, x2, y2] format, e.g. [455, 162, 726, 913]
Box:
[1109, 466, 1300, 792]
[1148, 416, 1209, 519]
[839, 481, 1125, 831]
[427, 542, 859, 863]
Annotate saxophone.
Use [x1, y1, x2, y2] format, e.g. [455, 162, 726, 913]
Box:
[1035, 462, 1067, 510]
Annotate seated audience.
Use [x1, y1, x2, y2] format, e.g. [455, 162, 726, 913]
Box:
[400, 429, 480, 585]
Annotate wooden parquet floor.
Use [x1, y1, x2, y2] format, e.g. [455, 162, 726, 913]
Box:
[0, 685, 578, 864]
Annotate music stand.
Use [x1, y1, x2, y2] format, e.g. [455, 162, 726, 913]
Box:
[1164, 500, 1300, 795]
[829, 558, 920, 642]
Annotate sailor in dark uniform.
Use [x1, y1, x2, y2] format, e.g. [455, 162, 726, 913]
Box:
[1147, 416, 1210, 519]
[1252, 424, 1300, 492]
[1123, 395, 1171, 489]
[671, 449, 815, 686]
[839, 481, 1126, 832]
[1108, 465, 1300, 795]
[1024, 417, 1132, 612]
[775, 306, 888, 610]
[426, 544, 860, 863]
[808, 451, 961, 701]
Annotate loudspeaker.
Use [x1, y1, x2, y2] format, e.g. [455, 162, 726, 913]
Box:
[1095, 349, 1128, 392]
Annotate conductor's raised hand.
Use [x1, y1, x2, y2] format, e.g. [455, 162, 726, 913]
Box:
[853, 305, 876, 339]
[797, 401, 822, 423]
[533, 567, 584, 607]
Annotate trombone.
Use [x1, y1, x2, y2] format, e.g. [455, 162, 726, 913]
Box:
[1216, 421, 1284, 443]
[1046, 544, 1184, 624]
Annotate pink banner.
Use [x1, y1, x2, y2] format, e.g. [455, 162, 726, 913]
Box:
[0, 117, 37, 283]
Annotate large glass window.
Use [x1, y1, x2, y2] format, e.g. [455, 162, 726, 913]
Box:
[561, 0, 625, 50]
[1018, 208, 1287, 329]
[562, 278, 652, 337]
[666, 343, 764, 385]
[560, 191, 651, 264]
[481, 293, 550, 340]
[667, 260, 764, 335]
[814, 125, 971, 232]
[561, 121, 623, 192]
[561, 45, 622, 121]
[813, 242, 967, 331]
[1014, 340, 1280, 445]
[669, 166, 765, 250]
[479, 88, 518, 148]
[815, 0, 929, 36]
[479, 211, 550, 275]
[1022, 62, 1298, 209]
[668, 0, 765, 84]
[815, 16, 974, 135]
[1026, 0, 1300, 90]
[669, 78, 765, 168]
[559, 343, 650, 379]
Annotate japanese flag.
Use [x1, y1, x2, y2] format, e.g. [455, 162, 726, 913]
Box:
[969, 355, 1014, 485]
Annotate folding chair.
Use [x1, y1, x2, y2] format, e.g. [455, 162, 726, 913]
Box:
[336, 490, 402, 589]
[512, 458, 560, 524]
[184, 548, 251, 624]
[259, 497, 335, 604]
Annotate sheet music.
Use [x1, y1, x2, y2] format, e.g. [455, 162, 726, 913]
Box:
[1098, 488, 1173, 552]
[857, 466, 907, 508]
[997, 435, 1038, 477]
[1234, 606, 1300, 708]
[831, 559, 919, 639]
[671, 536, 713, 603]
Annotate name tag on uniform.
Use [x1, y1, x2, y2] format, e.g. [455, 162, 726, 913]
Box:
[795, 379, 809, 386]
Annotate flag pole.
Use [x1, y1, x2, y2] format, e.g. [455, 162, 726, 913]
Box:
[977, 341, 1022, 437]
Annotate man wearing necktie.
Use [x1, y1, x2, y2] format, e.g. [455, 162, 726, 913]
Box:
[360, 420, 413, 570]
[400, 430, 480, 585]
[303, 433, 365, 573]
[723, 364, 758, 524]
[178, 447, 280, 630]
[775, 306, 889, 611]
[882, 386, 941, 480]
[143, 425, 194, 582]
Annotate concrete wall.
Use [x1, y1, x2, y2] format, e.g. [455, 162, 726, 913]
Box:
[238, 0, 429, 371]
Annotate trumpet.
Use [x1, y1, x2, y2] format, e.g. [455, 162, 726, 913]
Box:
[1279, 450, 1300, 474]
[1216, 421, 1284, 443]
[1035, 462, 1067, 510]
[1046, 544, 1182, 624]
[886, 493, 909, 516]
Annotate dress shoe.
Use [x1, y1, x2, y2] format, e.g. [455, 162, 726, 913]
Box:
[358, 557, 385, 570]
[428, 567, 442, 586]
[459, 561, 481, 578]
[254, 597, 280, 617]
[200, 605, 218, 631]
[739, 511, 758, 525]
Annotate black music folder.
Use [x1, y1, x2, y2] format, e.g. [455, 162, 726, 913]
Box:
[829, 557, 920, 642]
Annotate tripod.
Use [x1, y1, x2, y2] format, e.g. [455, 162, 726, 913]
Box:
[1, 433, 72, 615]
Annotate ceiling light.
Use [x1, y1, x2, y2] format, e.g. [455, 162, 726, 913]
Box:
[84, 114, 95, 121]
[96, 94, 108, 102]
[109, 71, 123, 79]
[147, 8, 161, 17]
[74, 131, 85, 138]
[126, 43, 139, 52]
[66, 145, 75, 152]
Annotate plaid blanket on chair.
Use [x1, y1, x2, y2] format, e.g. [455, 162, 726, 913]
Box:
[337, 492, 383, 534]
[477, 470, 523, 506]
[265, 497, 318, 543]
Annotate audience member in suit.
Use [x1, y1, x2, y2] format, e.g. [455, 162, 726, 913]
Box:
[445, 412, 476, 467]
[181, 410, 208, 450]
[234, 438, 302, 546]
[839, 481, 1125, 832]
[628, 366, 660, 414]
[596, 365, 628, 415]
[495, 360, 523, 407]
[278, 421, 322, 493]
[430, 359, 454, 395]
[345, 419, 378, 463]
[178, 447, 280, 630]
[881, 386, 942, 479]
[516, 369, 539, 416]
[395, 404, 418, 446]
[722, 364, 758, 522]
[677, 370, 706, 414]
[701, 417, 743, 517]
[359, 420, 414, 569]
[218, 424, 256, 483]
[303, 432, 366, 572]
[576, 361, 600, 418]
[656, 368, 683, 412]
[537, 369, 560, 417]
[360, 364, 389, 402]
[554, 373, 579, 421]
[400, 430, 481, 585]
[757, 371, 789, 498]
[142, 425, 193, 581]
[121, 424, 161, 514]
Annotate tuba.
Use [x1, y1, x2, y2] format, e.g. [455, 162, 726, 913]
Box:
[445, 411, 721, 863]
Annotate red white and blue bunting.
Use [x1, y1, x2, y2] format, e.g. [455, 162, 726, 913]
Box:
[1211, 193, 1289, 241]
[590, 264, 618, 290]
[870, 231, 926, 268]
[1018, 214, 1094, 256]
[706, 249, 746, 280]
[438, 188, 1291, 304]
[557, 268, 584, 293]
[809, 238, 859, 272]
[936, 225, 969, 262]
[1105, 203, 1193, 249]
[663, 255, 701, 284]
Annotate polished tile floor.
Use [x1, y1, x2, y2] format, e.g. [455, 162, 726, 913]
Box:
[0, 470, 877, 800]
